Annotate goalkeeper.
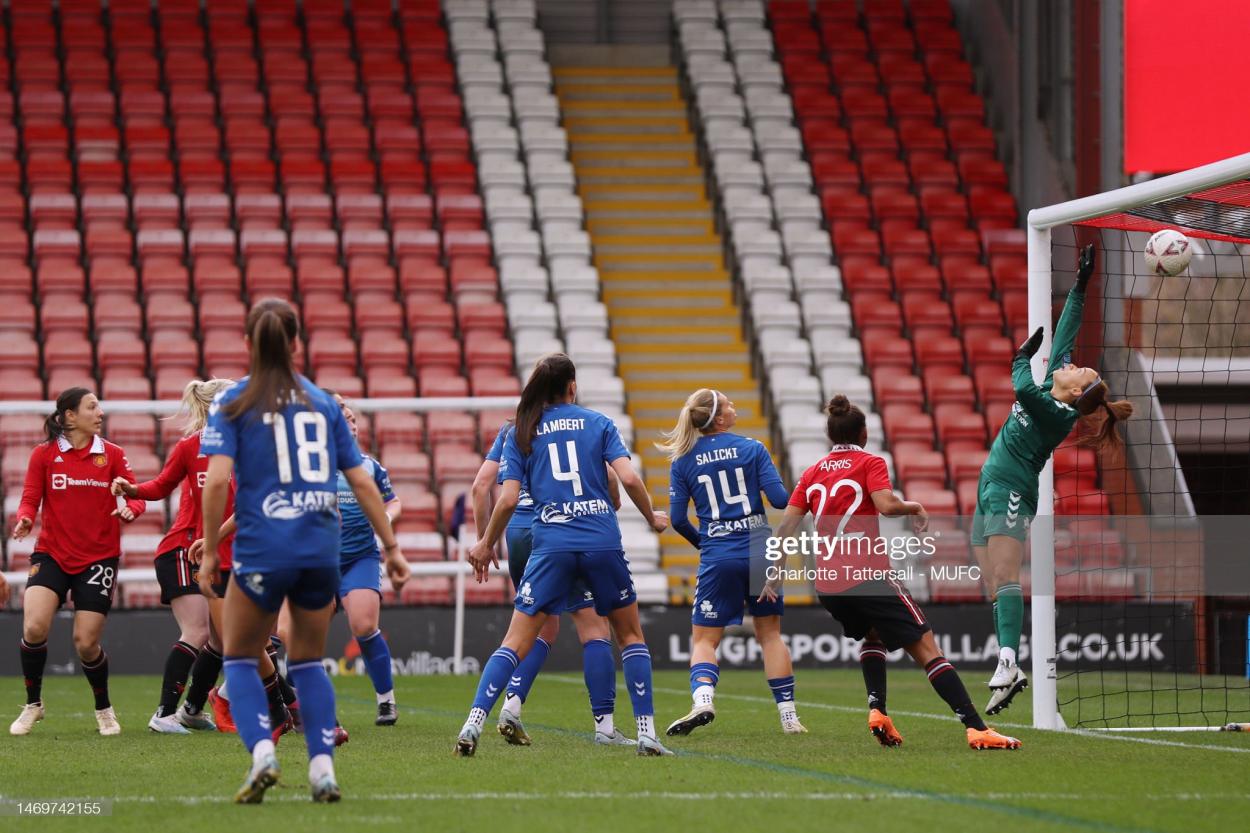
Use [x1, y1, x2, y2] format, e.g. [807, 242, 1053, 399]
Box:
[972, 244, 1134, 714]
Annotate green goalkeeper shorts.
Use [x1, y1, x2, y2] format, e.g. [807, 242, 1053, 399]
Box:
[970, 476, 1036, 547]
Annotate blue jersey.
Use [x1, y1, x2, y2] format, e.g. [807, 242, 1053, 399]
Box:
[336, 455, 395, 560]
[203, 375, 362, 569]
[669, 433, 782, 561]
[486, 424, 533, 531]
[500, 403, 629, 554]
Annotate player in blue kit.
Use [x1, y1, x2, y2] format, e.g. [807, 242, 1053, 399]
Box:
[658, 389, 804, 737]
[459, 354, 672, 757]
[471, 422, 632, 747]
[198, 299, 410, 804]
[329, 393, 404, 727]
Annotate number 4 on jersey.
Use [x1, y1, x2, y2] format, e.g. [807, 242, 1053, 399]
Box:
[548, 440, 583, 497]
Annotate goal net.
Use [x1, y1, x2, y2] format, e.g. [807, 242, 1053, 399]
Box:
[1028, 152, 1250, 731]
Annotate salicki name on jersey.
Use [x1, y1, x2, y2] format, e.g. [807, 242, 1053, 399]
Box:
[694, 446, 741, 466]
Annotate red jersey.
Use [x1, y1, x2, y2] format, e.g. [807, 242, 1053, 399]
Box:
[788, 444, 894, 594]
[18, 435, 147, 574]
[134, 432, 236, 568]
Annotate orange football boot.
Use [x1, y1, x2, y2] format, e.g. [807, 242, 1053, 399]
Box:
[868, 709, 903, 747]
[967, 727, 1022, 750]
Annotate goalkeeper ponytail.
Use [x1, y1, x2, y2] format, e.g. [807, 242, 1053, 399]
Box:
[1075, 380, 1134, 451]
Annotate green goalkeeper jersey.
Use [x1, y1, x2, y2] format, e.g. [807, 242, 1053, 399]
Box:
[979, 288, 1085, 501]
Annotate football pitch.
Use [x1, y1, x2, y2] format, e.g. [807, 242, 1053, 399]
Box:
[1, 670, 1247, 833]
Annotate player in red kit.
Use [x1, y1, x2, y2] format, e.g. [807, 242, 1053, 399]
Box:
[10, 388, 146, 737]
[762, 395, 1021, 751]
[114, 379, 296, 739]
[112, 379, 234, 734]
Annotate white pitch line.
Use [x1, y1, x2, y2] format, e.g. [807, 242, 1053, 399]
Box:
[8, 791, 1249, 806]
[543, 675, 1250, 755]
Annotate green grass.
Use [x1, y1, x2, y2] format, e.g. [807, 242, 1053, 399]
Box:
[1, 670, 1248, 833]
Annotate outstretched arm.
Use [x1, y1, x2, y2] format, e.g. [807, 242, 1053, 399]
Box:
[1045, 244, 1094, 386]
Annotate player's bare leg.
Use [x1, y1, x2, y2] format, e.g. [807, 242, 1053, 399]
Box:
[11, 586, 58, 735]
[985, 536, 1028, 714]
[756, 615, 804, 733]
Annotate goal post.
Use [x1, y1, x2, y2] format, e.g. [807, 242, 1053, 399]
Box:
[1026, 150, 1250, 731]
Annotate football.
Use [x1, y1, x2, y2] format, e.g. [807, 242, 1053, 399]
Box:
[1144, 228, 1193, 276]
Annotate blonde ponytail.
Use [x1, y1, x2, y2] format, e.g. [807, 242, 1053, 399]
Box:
[170, 378, 235, 435]
[654, 388, 721, 462]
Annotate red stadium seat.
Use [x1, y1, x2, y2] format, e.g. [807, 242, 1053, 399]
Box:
[873, 372, 924, 410]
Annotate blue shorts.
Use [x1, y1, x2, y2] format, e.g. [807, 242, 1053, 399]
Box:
[232, 563, 341, 614]
[515, 549, 634, 617]
[506, 529, 594, 613]
[692, 557, 783, 627]
[340, 553, 383, 597]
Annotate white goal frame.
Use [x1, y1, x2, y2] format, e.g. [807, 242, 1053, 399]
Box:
[1026, 150, 1250, 730]
[0, 395, 519, 674]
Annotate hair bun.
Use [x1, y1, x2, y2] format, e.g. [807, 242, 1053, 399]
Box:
[826, 394, 851, 416]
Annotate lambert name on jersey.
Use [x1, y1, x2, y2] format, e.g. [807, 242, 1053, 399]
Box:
[537, 418, 586, 435]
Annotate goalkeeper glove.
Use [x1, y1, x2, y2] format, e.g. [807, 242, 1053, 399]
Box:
[1016, 326, 1044, 360]
[1075, 243, 1096, 292]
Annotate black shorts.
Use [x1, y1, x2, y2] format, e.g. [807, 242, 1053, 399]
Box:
[154, 548, 202, 605]
[818, 579, 931, 651]
[26, 553, 119, 615]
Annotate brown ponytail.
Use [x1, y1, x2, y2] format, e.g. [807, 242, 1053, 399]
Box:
[515, 353, 576, 454]
[225, 298, 306, 419]
[825, 394, 867, 445]
[1074, 380, 1134, 450]
[44, 387, 91, 443]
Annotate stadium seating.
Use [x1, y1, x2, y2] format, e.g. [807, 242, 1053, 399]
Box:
[0, 0, 526, 604]
[674, 0, 1127, 600]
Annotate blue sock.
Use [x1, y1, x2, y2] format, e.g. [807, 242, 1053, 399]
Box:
[582, 638, 615, 717]
[222, 656, 269, 752]
[621, 643, 654, 719]
[768, 675, 797, 705]
[506, 637, 549, 703]
[690, 661, 719, 694]
[470, 647, 519, 716]
[356, 630, 395, 697]
[288, 658, 337, 760]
